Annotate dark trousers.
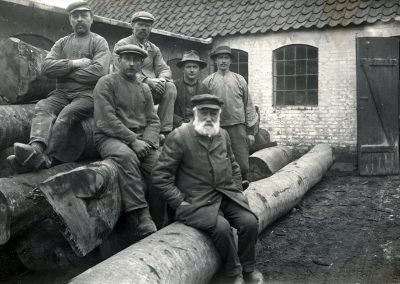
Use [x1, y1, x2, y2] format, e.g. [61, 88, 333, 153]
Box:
[152, 81, 177, 133]
[206, 196, 259, 276]
[222, 124, 250, 180]
[29, 90, 93, 153]
[95, 136, 159, 213]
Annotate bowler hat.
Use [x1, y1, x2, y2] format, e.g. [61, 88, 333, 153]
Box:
[115, 44, 148, 58]
[177, 50, 207, 69]
[66, 0, 91, 14]
[131, 11, 155, 23]
[210, 45, 235, 60]
[191, 94, 223, 110]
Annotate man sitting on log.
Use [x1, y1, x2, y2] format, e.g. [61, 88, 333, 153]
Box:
[8, 0, 110, 173]
[113, 11, 177, 143]
[203, 45, 258, 190]
[173, 50, 209, 128]
[152, 94, 264, 284]
[94, 44, 160, 239]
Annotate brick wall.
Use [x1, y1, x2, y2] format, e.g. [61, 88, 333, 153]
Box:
[214, 22, 400, 161]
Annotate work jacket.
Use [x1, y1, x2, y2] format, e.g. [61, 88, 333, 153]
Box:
[152, 123, 255, 230]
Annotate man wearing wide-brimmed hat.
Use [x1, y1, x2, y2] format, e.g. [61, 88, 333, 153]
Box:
[94, 44, 160, 239]
[203, 45, 258, 190]
[8, 0, 110, 173]
[113, 11, 177, 141]
[173, 50, 209, 128]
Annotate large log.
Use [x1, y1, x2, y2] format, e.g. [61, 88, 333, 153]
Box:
[248, 145, 292, 182]
[0, 162, 84, 245]
[71, 144, 334, 284]
[0, 104, 35, 151]
[0, 146, 14, 178]
[0, 37, 55, 104]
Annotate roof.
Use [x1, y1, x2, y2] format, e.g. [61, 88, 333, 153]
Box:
[87, 0, 400, 39]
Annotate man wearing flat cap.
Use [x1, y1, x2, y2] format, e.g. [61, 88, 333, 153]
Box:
[173, 50, 209, 128]
[94, 44, 160, 239]
[9, 0, 110, 173]
[113, 11, 177, 142]
[152, 94, 263, 284]
[203, 45, 258, 189]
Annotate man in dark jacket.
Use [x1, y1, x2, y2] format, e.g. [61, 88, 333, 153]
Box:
[113, 11, 177, 140]
[9, 0, 110, 172]
[152, 94, 263, 284]
[173, 50, 208, 128]
[94, 44, 160, 239]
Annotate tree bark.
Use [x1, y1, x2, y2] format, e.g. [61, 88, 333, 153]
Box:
[248, 145, 292, 182]
[0, 37, 55, 104]
[0, 162, 84, 245]
[0, 104, 35, 151]
[70, 144, 334, 284]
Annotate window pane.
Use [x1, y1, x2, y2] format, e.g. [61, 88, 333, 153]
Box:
[307, 60, 318, 74]
[286, 46, 295, 60]
[295, 91, 306, 105]
[239, 63, 248, 78]
[285, 61, 294, 75]
[296, 46, 306, 59]
[296, 75, 306, 89]
[307, 47, 318, 59]
[308, 90, 318, 105]
[285, 76, 295, 90]
[230, 63, 239, 73]
[276, 76, 285, 90]
[275, 91, 284, 105]
[307, 75, 318, 89]
[275, 48, 284, 60]
[296, 60, 306, 74]
[276, 61, 284, 75]
[285, 91, 295, 105]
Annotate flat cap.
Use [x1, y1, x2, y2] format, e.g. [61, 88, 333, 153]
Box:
[66, 0, 91, 14]
[115, 44, 148, 58]
[210, 45, 235, 60]
[131, 11, 155, 23]
[191, 94, 223, 110]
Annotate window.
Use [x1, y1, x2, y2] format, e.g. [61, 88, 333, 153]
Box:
[273, 45, 318, 106]
[214, 49, 248, 83]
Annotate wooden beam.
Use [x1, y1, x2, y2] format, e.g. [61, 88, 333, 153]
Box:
[70, 144, 333, 284]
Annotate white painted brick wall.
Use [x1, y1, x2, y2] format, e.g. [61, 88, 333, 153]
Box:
[214, 21, 400, 160]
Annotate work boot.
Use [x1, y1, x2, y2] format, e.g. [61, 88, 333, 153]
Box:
[243, 269, 264, 283]
[7, 155, 31, 174]
[136, 207, 157, 239]
[14, 142, 51, 171]
[227, 274, 245, 284]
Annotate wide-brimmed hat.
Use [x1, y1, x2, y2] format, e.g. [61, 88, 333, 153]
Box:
[210, 45, 234, 60]
[131, 11, 155, 23]
[115, 44, 148, 58]
[176, 50, 207, 69]
[191, 94, 223, 110]
[66, 0, 91, 14]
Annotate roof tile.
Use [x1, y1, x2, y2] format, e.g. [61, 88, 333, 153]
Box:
[87, 0, 400, 39]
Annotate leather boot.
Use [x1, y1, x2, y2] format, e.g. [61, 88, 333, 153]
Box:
[14, 142, 51, 171]
[136, 207, 157, 239]
[243, 269, 264, 283]
[7, 155, 31, 174]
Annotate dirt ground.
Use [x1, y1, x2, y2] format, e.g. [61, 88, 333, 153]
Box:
[3, 164, 400, 283]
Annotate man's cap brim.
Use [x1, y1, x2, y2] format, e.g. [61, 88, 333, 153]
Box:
[196, 104, 221, 110]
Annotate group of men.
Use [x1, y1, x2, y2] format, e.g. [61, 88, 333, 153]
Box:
[8, 1, 263, 283]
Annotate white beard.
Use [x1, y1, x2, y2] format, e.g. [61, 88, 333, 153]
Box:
[193, 109, 221, 137]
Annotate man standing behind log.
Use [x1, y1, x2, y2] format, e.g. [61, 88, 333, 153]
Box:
[9, 0, 110, 172]
[94, 44, 159, 239]
[113, 11, 177, 142]
[203, 45, 258, 189]
[173, 50, 208, 128]
[152, 94, 263, 284]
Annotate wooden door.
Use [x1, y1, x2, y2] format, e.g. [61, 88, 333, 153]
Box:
[357, 37, 399, 175]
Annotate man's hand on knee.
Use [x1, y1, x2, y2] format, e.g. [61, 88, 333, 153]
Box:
[130, 139, 151, 159]
[145, 78, 165, 95]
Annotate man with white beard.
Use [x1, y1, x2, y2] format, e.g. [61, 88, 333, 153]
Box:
[152, 94, 263, 284]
